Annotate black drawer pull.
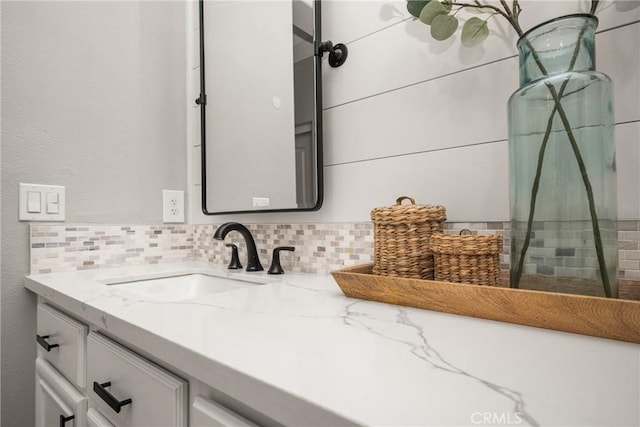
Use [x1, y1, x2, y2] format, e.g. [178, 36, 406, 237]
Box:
[36, 335, 59, 352]
[93, 381, 132, 414]
[59, 414, 74, 427]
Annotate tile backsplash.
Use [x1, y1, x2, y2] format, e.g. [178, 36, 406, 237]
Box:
[192, 223, 374, 273]
[30, 221, 640, 283]
[30, 225, 193, 274]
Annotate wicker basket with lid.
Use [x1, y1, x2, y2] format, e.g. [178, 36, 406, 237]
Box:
[371, 196, 446, 279]
[429, 230, 503, 285]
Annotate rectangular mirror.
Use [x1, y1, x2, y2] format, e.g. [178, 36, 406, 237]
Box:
[197, 0, 323, 214]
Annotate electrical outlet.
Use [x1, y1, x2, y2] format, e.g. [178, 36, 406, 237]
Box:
[163, 190, 185, 223]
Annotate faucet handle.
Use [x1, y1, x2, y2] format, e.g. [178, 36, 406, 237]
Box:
[225, 244, 243, 270]
[268, 246, 295, 275]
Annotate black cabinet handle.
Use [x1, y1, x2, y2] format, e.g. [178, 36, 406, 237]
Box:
[93, 381, 132, 414]
[36, 335, 59, 352]
[59, 414, 74, 427]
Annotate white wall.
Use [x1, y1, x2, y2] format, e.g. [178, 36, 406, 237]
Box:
[0, 1, 187, 425]
[189, 0, 640, 224]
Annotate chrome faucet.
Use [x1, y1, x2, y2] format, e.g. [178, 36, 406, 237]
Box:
[213, 222, 264, 272]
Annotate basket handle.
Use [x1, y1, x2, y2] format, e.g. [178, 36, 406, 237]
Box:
[395, 196, 416, 205]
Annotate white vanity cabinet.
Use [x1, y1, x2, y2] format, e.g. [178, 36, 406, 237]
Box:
[34, 302, 191, 427]
[35, 302, 259, 427]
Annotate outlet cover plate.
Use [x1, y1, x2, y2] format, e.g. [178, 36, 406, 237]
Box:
[163, 190, 185, 223]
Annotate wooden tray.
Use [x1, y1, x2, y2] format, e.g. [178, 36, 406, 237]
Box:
[331, 264, 640, 344]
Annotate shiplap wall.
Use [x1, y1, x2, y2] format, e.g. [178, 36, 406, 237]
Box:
[188, 0, 640, 224]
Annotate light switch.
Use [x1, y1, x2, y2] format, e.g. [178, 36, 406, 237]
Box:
[27, 191, 41, 213]
[19, 183, 65, 221]
[46, 192, 59, 214]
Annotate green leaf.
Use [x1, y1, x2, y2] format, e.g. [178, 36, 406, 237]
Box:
[407, 0, 430, 18]
[419, 1, 447, 25]
[461, 17, 489, 47]
[430, 14, 458, 40]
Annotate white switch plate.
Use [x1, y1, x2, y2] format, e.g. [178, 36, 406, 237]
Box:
[19, 183, 66, 221]
[163, 190, 185, 223]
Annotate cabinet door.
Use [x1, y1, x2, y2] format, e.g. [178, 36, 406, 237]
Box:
[36, 358, 87, 427]
[87, 332, 187, 426]
[37, 303, 88, 388]
[191, 395, 257, 427]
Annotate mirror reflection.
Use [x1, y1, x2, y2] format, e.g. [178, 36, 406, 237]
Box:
[199, 0, 322, 214]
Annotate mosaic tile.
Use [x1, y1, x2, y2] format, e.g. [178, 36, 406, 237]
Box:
[30, 224, 193, 274]
[29, 221, 640, 286]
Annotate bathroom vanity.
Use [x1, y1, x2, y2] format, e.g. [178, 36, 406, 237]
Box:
[25, 262, 639, 426]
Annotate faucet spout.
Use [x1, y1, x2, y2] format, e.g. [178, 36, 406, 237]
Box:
[213, 222, 264, 272]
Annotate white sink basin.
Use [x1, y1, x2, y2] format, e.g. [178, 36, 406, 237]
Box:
[106, 272, 272, 302]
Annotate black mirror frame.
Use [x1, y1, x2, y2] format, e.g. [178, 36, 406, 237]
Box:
[197, 0, 324, 215]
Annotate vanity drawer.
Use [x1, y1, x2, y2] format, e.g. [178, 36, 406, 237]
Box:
[37, 303, 88, 388]
[87, 332, 187, 427]
[191, 395, 257, 427]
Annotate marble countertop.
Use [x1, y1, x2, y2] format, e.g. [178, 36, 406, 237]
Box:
[25, 261, 639, 426]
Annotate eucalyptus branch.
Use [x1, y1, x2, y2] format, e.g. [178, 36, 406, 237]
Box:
[512, 64, 575, 288]
[442, 1, 524, 36]
[442, 1, 511, 22]
[512, 102, 558, 288]
[499, 0, 513, 17]
[512, 0, 521, 21]
[500, 0, 524, 35]
[409, 0, 613, 295]
[551, 86, 612, 297]
[513, 26, 613, 297]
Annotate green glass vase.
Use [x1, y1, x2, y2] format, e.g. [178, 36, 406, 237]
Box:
[508, 14, 617, 298]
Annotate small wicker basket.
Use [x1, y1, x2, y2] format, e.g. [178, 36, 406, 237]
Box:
[371, 196, 446, 279]
[429, 230, 503, 285]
